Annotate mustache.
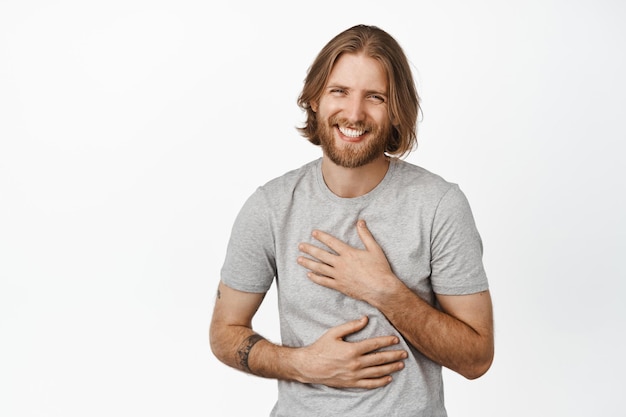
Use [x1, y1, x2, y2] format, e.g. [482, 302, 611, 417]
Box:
[328, 116, 373, 132]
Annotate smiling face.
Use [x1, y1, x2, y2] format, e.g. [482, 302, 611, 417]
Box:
[312, 53, 392, 168]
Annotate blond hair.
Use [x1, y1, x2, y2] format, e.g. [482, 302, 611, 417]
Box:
[297, 25, 420, 158]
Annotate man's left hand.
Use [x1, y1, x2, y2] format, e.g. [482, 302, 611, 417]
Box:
[297, 220, 398, 303]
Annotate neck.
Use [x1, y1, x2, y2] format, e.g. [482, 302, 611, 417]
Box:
[321, 154, 390, 198]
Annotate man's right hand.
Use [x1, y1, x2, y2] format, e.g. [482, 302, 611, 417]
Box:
[293, 316, 407, 389]
[211, 283, 407, 389]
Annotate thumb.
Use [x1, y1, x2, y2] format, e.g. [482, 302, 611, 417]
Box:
[356, 219, 379, 251]
[329, 316, 369, 339]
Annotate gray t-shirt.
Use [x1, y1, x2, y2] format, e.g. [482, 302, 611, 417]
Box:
[221, 158, 488, 417]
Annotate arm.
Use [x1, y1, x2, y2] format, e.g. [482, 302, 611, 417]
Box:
[297, 220, 494, 379]
[209, 281, 268, 374]
[371, 283, 493, 379]
[209, 281, 408, 388]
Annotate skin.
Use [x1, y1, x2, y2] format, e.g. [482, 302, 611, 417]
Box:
[297, 220, 494, 379]
[210, 282, 407, 389]
[313, 53, 393, 197]
[209, 52, 494, 387]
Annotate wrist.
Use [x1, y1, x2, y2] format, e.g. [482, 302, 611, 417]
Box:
[369, 272, 405, 309]
[286, 345, 311, 384]
[254, 342, 309, 383]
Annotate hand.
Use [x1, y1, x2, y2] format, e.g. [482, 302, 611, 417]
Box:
[296, 316, 407, 389]
[297, 220, 398, 304]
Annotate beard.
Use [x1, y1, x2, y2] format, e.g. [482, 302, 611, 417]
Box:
[316, 115, 391, 168]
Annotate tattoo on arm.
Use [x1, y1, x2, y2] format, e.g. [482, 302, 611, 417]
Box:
[216, 288, 221, 299]
[237, 334, 265, 373]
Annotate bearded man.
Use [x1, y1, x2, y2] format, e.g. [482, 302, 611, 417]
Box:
[210, 24, 494, 417]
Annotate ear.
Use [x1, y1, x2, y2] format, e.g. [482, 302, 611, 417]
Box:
[310, 101, 318, 112]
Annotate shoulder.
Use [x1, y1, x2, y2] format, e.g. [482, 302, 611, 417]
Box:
[229, 161, 319, 245]
[392, 160, 477, 223]
[255, 158, 319, 200]
[391, 158, 458, 201]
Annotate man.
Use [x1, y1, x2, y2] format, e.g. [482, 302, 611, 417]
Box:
[210, 24, 494, 416]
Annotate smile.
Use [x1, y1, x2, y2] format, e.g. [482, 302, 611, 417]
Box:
[338, 126, 366, 138]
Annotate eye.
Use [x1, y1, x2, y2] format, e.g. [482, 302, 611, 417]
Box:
[368, 94, 386, 104]
[329, 87, 346, 95]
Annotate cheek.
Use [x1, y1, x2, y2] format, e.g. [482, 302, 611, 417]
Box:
[375, 107, 391, 123]
[316, 96, 343, 115]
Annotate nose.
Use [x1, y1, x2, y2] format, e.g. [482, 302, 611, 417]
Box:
[344, 95, 365, 123]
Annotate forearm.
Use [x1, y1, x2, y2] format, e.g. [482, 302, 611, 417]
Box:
[210, 282, 409, 389]
[210, 322, 300, 381]
[371, 279, 493, 379]
[210, 318, 409, 389]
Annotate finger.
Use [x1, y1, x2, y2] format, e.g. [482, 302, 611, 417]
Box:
[354, 335, 401, 354]
[360, 349, 408, 369]
[351, 375, 394, 390]
[306, 271, 339, 291]
[357, 362, 404, 386]
[357, 360, 406, 379]
[327, 316, 369, 339]
[356, 219, 380, 252]
[311, 229, 351, 254]
[349, 360, 406, 389]
[297, 256, 336, 279]
[298, 243, 336, 266]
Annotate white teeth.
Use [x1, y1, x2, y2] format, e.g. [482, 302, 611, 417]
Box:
[338, 126, 365, 138]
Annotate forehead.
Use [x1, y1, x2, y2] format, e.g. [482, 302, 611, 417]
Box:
[327, 52, 388, 91]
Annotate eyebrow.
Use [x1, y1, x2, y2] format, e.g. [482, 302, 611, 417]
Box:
[325, 84, 388, 96]
[366, 89, 388, 96]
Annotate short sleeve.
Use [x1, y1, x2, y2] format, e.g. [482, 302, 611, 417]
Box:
[430, 185, 488, 295]
[220, 187, 276, 293]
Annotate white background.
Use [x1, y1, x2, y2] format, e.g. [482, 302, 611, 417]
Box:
[1, 1, 625, 416]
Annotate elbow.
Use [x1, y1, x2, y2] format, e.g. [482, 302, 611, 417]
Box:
[462, 358, 493, 380]
[209, 334, 220, 360]
[460, 347, 494, 380]
[209, 323, 228, 364]
[208, 327, 219, 358]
